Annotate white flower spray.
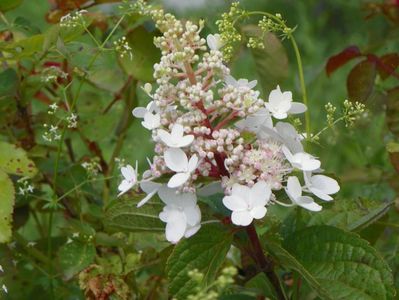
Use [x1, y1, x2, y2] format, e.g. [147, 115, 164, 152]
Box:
[117, 2, 340, 243]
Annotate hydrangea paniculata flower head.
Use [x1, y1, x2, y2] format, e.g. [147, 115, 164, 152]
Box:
[117, 7, 339, 243]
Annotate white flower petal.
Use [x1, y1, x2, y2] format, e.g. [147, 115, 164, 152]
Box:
[184, 205, 201, 226]
[171, 123, 184, 139]
[117, 180, 133, 196]
[223, 195, 247, 211]
[164, 148, 188, 172]
[187, 154, 198, 173]
[132, 107, 147, 118]
[286, 176, 302, 200]
[231, 184, 251, 200]
[164, 210, 187, 243]
[179, 135, 195, 147]
[158, 129, 173, 146]
[142, 112, 160, 130]
[231, 211, 253, 226]
[311, 175, 340, 195]
[250, 206, 267, 219]
[289, 102, 307, 114]
[137, 190, 158, 207]
[121, 165, 135, 180]
[250, 181, 271, 207]
[296, 196, 322, 211]
[158, 186, 179, 205]
[140, 181, 162, 194]
[309, 188, 333, 201]
[168, 172, 190, 188]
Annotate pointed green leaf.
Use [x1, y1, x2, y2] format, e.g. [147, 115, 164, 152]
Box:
[104, 198, 165, 232]
[166, 224, 233, 299]
[284, 226, 395, 300]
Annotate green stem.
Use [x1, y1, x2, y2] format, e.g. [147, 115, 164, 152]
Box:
[239, 11, 311, 139]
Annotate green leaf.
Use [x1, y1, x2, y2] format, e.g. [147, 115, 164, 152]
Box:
[0, 170, 15, 243]
[387, 86, 399, 137]
[283, 225, 395, 299]
[243, 25, 289, 96]
[0, 0, 22, 12]
[265, 241, 332, 300]
[119, 26, 160, 82]
[104, 198, 165, 232]
[245, 273, 278, 299]
[0, 141, 38, 177]
[347, 60, 376, 103]
[1, 34, 45, 60]
[387, 141, 399, 174]
[166, 224, 233, 299]
[305, 198, 392, 232]
[0, 68, 18, 98]
[58, 240, 96, 279]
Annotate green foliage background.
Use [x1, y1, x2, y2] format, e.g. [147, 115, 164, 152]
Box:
[0, 0, 398, 299]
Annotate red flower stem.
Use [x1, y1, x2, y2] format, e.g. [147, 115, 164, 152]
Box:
[245, 224, 285, 300]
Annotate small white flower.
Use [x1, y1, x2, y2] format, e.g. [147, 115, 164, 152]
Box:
[206, 34, 224, 50]
[0, 265, 3, 272]
[2, 284, 7, 294]
[304, 172, 340, 201]
[132, 101, 160, 130]
[265, 85, 307, 119]
[66, 238, 73, 244]
[282, 146, 321, 171]
[72, 232, 80, 238]
[27, 241, 36, 247]
[117, 163, 138, 196]
[223, 181, 271, 226]
[158, 188, 201, 244]
[285, 176, 322, 211]
[225, 75, 257, 89]
[164, 148, 198, 188]
[158, 123, 194, 148]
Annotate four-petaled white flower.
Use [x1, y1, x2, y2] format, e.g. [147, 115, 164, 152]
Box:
[158, 188, 201, 244]
[282, 146, 321, 171]
[265, 85, 307, 119]
[304, 172, 340, 201]
[225, 75, 258, 89]
[164, 148, 198, 188]
[285, 176, 322, 211]
[223, 181, 271, 226]
[206, 34, 224, 51]
[117, 163, 138, 196]
[132, 101, 161, 130]
[158, 123, 194, 148]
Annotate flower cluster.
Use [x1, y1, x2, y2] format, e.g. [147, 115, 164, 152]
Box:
[117, 7, 340, 243]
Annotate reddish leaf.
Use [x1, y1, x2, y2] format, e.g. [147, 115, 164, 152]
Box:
[387, 87, 399, 137]
[347, 60, 377, 102]
[377, 53, 399, 80]
[326, 46, 362, 76]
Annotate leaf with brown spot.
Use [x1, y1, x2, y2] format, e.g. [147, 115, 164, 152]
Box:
[0, 142, 38, 177]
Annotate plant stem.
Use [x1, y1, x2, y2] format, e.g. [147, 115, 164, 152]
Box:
[245, 224, 286, 300]
[240, 11, 311, 139]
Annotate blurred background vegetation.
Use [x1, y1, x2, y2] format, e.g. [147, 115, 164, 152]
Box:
[1, 0, 399, 299]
